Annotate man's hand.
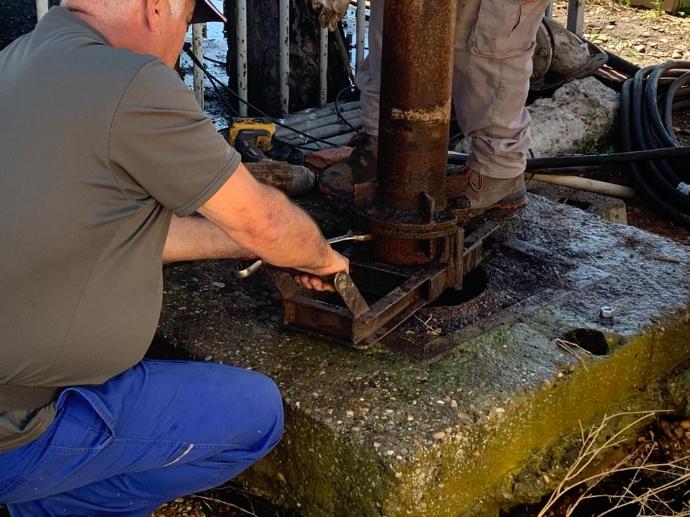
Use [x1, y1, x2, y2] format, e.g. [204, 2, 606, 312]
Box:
[293, 246, 349, 292]
[312, 0, 349, 30]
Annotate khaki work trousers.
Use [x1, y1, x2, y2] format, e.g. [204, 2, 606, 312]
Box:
[356, 0, 549, 178]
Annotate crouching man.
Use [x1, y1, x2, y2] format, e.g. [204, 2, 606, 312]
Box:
[0, 0, 348, 515]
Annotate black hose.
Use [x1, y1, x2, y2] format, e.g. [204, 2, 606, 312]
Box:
[447, 147, 690, 168]
[621, 61, 690, 224]
[602, 49, 641, 77]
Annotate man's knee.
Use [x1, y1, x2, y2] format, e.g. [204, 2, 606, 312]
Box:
[144, 361, 285, 456]
[249, 372, 284, 444]
[224, 369, 284, 456]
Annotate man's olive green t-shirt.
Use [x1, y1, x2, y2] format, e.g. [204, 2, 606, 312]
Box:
[0, 7, 241, 451]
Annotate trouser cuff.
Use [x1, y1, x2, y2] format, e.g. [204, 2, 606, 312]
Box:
[466, 154, 525, 180]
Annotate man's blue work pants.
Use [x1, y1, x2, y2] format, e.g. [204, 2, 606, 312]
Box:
[0, 359, 284, 516]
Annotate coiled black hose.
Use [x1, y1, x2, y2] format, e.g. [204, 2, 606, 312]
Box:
[621, 62, 690, 224]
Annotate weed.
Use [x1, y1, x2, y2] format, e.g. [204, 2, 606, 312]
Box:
[536, 410, 690, 517]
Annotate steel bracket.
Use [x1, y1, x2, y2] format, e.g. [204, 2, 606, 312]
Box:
[266, 221, 500, 349]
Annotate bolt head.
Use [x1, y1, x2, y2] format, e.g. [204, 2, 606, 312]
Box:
[600, 306, 615, 318]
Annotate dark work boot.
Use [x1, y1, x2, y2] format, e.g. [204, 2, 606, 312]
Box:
[459, 166, 527, 219]
[319, 134, 379, 198]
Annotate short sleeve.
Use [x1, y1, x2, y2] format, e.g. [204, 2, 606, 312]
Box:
[108, 60, 241, 216]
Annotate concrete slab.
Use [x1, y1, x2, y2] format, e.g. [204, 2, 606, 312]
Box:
[157, 195, 690, 516]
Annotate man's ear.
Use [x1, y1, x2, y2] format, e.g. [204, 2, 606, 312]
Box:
[143, 0, 165, 31]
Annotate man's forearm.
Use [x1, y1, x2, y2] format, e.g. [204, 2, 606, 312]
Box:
[199, 165, 348, 280]
[210, 184, 332, 273]
[163, 215, 256, 263]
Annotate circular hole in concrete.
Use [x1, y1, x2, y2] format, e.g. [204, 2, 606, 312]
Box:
[562, 329, 610, 356]
[430, 267, 488, 307]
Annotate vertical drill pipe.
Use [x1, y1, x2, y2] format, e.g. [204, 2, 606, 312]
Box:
[192, 24, 205, 110]
[319, 27, 329, 106]
[356, 0, 366, 70]
[279, 0, 290, 115]
[376, 0, 457, 215]
[236, 0, 249, 117]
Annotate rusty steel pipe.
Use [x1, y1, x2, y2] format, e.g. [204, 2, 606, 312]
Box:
[376, 0, 457, 215]
[373, 0, 458, 265]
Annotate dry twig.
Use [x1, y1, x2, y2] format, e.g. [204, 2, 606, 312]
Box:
[537, 410, 680, 517]
[191, 495, 258, 517]
[554, 338, 596, 371]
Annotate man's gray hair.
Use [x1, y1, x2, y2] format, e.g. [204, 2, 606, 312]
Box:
[63, 0, 188, 19]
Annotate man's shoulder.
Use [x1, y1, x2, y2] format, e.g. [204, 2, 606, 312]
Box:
[115, 58, 199, 117]
[123, 58, 187, 94]
[34, 7, 170, 97]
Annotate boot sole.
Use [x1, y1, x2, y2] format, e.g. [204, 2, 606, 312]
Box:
[455, 191, 527, 221]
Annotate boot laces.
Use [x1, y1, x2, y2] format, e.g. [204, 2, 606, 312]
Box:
[463, 166, 483, 193]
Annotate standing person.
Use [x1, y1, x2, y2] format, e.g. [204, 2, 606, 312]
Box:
[0, 0, 348, 515]
[316, 0, 549, 217]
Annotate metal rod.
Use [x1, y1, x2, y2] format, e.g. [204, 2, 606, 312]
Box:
[279, 0, 290, 115]
[236, 233, 373, 279]
[280, 118, 362, 140]
[567, 0, 585, 36]
[276, 109, 361, 136]
[376, 0, 457, 214]
[319, 27, 329, 107]
[278, 101, 361, 126]
[334, 28, 356, 85]
[236, 0, 248, 117]
[192, 24, 205, 110]
[35, 0, 48, 21]
[291, 131, 358, 150]
[356, 0, 366, 70]
[532, 174, 636, 199]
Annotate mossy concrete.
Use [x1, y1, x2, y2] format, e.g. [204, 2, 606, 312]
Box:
[158, 195, 690, 516]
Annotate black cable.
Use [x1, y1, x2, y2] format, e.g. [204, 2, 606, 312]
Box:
[206, 68, 240, 119]
[601, 48, 642, 77]
[183, 43, 341, 148]
[335, 85, 359, 132]
[203, 56, 227, 66]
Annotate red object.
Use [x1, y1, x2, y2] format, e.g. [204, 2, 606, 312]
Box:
[304, 146, 353, 175]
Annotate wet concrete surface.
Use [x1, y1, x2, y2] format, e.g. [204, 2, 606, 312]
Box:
[158, 195, 690, 516]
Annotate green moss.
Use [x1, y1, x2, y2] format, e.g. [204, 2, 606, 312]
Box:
[230, 310, 690, 517]
[240, 408, 391, 516]
[383, 311, 690, 516]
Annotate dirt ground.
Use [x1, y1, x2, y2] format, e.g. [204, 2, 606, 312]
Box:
[552, 0, 690, 64]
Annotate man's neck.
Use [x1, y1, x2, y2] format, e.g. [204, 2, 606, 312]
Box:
[58, 5, 113, 45]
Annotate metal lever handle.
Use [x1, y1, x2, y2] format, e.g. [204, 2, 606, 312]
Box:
[233, 232, 373, 279]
